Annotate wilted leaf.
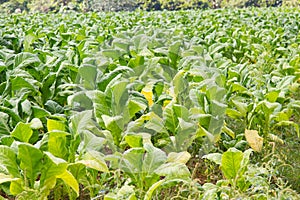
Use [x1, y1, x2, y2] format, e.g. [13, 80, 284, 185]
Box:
[245, 130, 263, 152]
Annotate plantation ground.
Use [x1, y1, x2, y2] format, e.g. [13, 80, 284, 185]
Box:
[0, 8, 300, 199]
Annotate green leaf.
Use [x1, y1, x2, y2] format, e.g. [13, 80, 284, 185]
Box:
[202, 153, 222, 165]
[45, 100, 64, 114]
[120, 148, 145, 181]
[11, 122, 33, 143]
[173, 70, 188, 97]
[80, 130, 106, 152]
[154, 162, 190, 180]
[240, 149, 253, 176]
[24, 33, 37, 52]
[77, 150, 109, 172]
[125, 134, 143, 148]
[102, 49, 122, 60]
[18, 143, 43, 186]
[163, 103, 178, 134]
[48, 131, 70, 160]
[144, 112, 168, 134]
[13, 52, 40, 68]
[111, 80, 129, 114]
[144, 179, 165, 200]
[128, 99, 147, 119]
[67, 163, 86, 182]
[221, 148, 243, 180]
[117, 185, 137, 200]
[79, 65, 97, 89]
[40, 152, 67, 191]
[0, 114, 10, 136]
[102, 115, 123, 145]
[31, 106, 51, 118]
[143, 143, 167, 175]
[11, 77, 35, 91]
[0, 145, 20, 177]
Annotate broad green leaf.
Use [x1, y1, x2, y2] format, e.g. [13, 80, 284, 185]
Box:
[154, 162, 190, 180]
[0, 114, 10, 136]
[102, 49, 122, 60]
[11, 77, 35, 91]
[240, 149, 253, 176]
[18, 143, 43, 186]
[77, 150, 109, 172]
[70, 110, 95, 136]
[24, 33, 37, 52]
[68, 92, 93, 111]
[163, 103, 178, 134]
[31, 106, 51, 118]
[144, 112, 168, 134]
[11, 122, 33, 143]
[79, 130, 106, 152]
[40, 152, 67, 186]
[102, 115, 123, 145]
[221, 148, 243, 180]
[144, 179, 190, 200]
[202, 153, 222, 165]
[98, 66, 132, 91]
[143, 143, 167, 175]
[173, 104, 189, 121]
[173, 70, 188, 97]
[67, 163, 86, 183]
[120, 148, 144, 181]
[128, 99, 147, 119]
[168, 41, 182, 69]
[125, 134, 143, 148]
[111, 80, 129, 114]
[45, 100, 64, 114]
[117, 185, 137, 200]
[0, 145, 20, 177]
[13, 52, 40, 68]
[38, 152, 68, 198]
[265, 91, 279, 103]
[48, 131, 70, 159]
[79, 65, 97, 89]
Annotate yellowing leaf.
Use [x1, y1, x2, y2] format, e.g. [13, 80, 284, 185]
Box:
[163, 100, 171, 108]
[47, 119, 65, 132]
[141, 86, 154, 106]
[245, 130, 263, 152]
[57, 170, 79, 197]
[167, 151, 191, 164]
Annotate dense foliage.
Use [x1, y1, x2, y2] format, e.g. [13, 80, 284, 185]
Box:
[1, 0, 300, 13]
[0, 7, 300, 199]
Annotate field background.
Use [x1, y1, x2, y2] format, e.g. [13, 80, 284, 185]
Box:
[0, 0, 300, 200]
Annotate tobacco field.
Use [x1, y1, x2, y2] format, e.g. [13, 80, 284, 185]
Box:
[0, 7, 300, 199]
